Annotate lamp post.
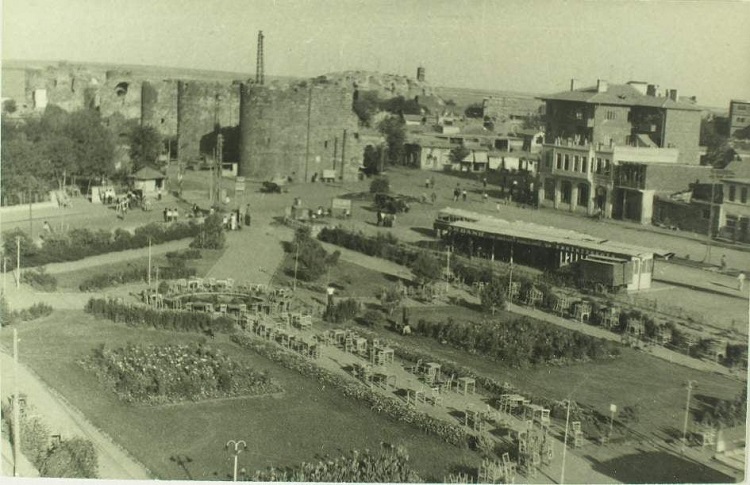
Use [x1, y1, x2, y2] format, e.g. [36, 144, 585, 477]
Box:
[226, 440, 247, 482]
[560, 398, 571, 484]
[682, 380, 696, 453]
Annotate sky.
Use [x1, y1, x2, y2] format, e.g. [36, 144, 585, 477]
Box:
[2, 0, 750, 108]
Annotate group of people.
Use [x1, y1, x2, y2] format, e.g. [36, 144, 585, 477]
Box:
[376, 211, 396, 227]
[453, 184, 468, 202]
[163, 207, 180, 223]
[424, 176, 436, 189]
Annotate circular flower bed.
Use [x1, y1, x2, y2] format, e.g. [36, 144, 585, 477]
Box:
[80, 343, 281, 404]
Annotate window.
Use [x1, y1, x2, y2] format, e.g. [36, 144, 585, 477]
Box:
[556, 153, 562, 169]
[574, 155, 580, 172]
[603, 159, 610, 174]
[736, 104, 748, 112]
[606, 111, 616, 120]
[728, 184, 736, 202]
[742, 187, 748, 204]
[737, 117, 746, 123]
[702, 209, 710, 220]
[575, 110, 583, 120]
[582, 156, 588, 173]
[564, 154, 570, 171]
[595, 158, 602, 174]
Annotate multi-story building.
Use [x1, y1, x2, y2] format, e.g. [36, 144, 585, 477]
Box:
[537, 79, 705, 223]
[728, 100, 750, 138]
[719, 158, 750, 243]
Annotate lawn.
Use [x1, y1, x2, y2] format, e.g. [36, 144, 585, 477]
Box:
[353, 304, 746, 443]
[2, 311, 478, 481]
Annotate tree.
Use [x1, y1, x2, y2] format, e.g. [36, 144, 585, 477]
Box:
[522, 113, 545, 130]
[2, 99, 17, 114]
[381, 96, 422, 115]
[480, 278, 506, 313]
[65, 109, 116, 186]
[190, 213, 225, 249]
[353, 90, 381, 126]
[449, 145, 471, 165]
[128, 125, 163, 172]
[363, 145, 384, 175]
[291, 226, 338, 282]
[464, 103, 483, 118]
[378, 284, 404, 316]
[378, 116, 406, 166]
[701, 118, 737, 168]
[370, 176, 390, 194]
[409, 253, 443, 286]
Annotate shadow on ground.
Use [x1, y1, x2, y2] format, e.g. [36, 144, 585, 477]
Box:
[586, 449, 732, 483]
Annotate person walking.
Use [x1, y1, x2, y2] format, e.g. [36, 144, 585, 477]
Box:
[738, 272, 746, 291]
[482, 176, 487, 189]
[430, 192, 437, 204]
[720, 255, 727, 272]
[425, 177, 431, 189]
[430, 176, 435, 189]
[453, 185, 460, 202]
[462, 189, 467, 202]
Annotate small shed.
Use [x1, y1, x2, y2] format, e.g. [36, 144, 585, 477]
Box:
[130, 167, 166, 194]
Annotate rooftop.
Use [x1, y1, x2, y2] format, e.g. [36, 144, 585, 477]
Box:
[539, 83, 702, 111]
[438, 208, 670, 258]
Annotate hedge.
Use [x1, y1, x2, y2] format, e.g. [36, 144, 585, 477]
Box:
[3, 221, 202, 270]
[79, 263, 196, 291]
[230, 334, 471, 448]
[85, 298, 236, 334]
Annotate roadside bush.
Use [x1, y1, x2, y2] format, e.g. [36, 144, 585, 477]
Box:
[79, 263, 196, 291]
[479, 278, 506, 313]
[21, 267, 58, 291]
[15, 302, 54, 322]
[190, 213, 225, 249]
[41, 438, 99, 478]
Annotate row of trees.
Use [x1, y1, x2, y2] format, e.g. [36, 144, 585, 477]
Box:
[2, 105, 164, 204]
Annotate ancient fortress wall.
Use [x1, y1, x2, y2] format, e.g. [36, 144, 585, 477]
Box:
[177, 80, 240, 163]
[238, 81, 364, 181]
[141, 80, 179, 138]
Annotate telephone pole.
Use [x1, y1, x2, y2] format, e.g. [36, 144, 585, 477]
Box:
[682, 380, 696, 452]
[16, 236, 21, 289]
[560, 398, 571, 484]
[13, 328, 21, 477]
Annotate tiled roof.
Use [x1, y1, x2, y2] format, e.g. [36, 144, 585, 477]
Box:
[539, 84, 701, 111]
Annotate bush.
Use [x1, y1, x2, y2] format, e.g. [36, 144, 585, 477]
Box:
[15, 302, 54, 322]
[190, 213, 225, 249]
[324, 298, 361, 323]
[479, 278, 506, 313]
[3, 221, 202, 270]
[41, 438, 98, 478]
[21, 267, 57, 291]
[85, 298, 237, 334]
[370, 176, 390, 194]
[409, 252, 443, 285]
[79, 263, 196, 291]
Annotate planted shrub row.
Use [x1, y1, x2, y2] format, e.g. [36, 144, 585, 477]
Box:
[85, 298, 236, 334]
[80, 343, 281, 404]
[414, 317, 620, 367]
[79, 264, 196, 291]
[4, 221, 202, 270]
[229, 334, 471, 448]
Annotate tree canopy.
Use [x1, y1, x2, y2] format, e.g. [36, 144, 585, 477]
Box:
[378, 116, 406, 167]
[464, 103, 484, 118]
[128, 125, 163, 172]
[449, 145, 471, 164]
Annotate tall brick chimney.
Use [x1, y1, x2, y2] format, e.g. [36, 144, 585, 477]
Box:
[596, 79, 608, 93]
[668, 89, 678, 101]
[570, 78, 578, 91]
[646, 84, 657, 96]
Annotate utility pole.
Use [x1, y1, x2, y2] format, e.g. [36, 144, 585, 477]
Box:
[703, 170, 717, 264]
[226, 440, 247, 482]
[16, 236, 21, 289]
[341, 129, 347, 182]
[445, 246, 451, 293]
[3, 257, 7, 294]
[304, 87, 312, 182]
[13, 328, 21, 477]
[147, 238, 152, 287]
[682, 380, 696, 453]
[560, 398, 571, 484]
[508, 242, 514, 299]
[28, 189, 33, 239]
[293, 243, 300, 293]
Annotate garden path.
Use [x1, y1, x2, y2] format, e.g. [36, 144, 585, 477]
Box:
[0, 351, 152, 479]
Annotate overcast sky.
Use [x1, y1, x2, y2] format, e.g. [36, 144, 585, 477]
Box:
[3, 0, 749, 107]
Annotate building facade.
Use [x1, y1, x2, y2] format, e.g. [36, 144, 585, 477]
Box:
[728, 100, 750, 138]
[537, 79, 704, 223]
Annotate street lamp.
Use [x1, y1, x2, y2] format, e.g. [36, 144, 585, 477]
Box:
[226, 440, 247, 482]
[682, 380, 697, 453]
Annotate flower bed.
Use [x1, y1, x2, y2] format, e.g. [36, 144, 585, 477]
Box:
[230, 334, 471, 448]
[80, 343, 281, 404]
[253, 447, 422, 482]
[85, 298, 236, 333]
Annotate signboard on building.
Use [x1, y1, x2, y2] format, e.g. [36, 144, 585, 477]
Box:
[331, 198, 352, 211]
[235, 176, 245, 192]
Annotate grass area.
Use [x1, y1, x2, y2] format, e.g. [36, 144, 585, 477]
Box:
[348, 303, 745, 442]
[2, 311, 479, 481]
[272, 253, 398, 299]
[54, 249, 224, 291]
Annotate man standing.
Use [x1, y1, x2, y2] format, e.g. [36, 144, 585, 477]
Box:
[738, 272, 746, 291]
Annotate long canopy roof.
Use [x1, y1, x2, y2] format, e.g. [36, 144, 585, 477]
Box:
[437, 208, 672, 259]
